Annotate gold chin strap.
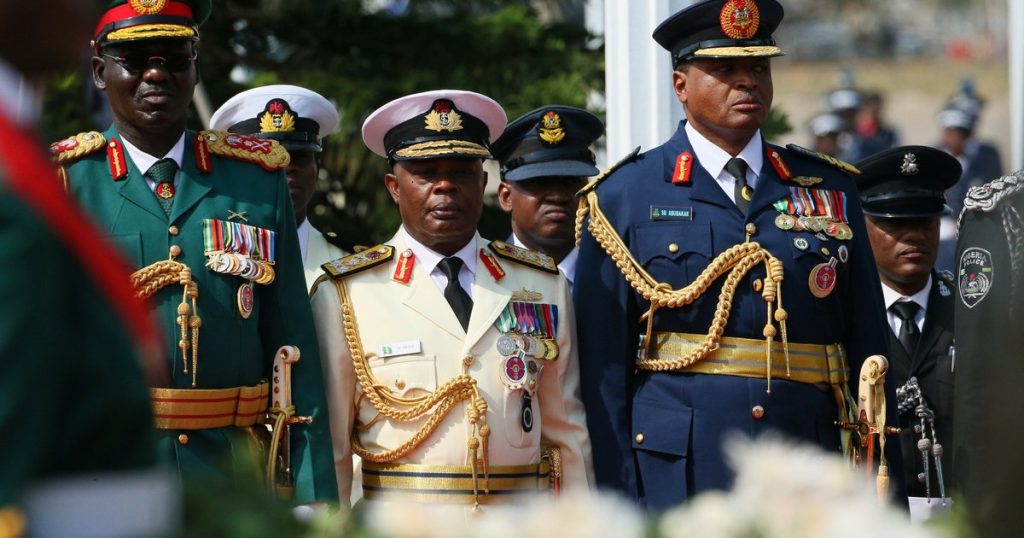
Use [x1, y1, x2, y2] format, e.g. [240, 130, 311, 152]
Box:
[131, 259, 200, 387]
[577, 189, 791, 392]
[332, 279, 492, 508]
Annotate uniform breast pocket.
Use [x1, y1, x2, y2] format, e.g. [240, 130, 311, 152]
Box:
[106, 232, 143, 268]
[366, 354, 438, 398]
[633, 221, 712, 287]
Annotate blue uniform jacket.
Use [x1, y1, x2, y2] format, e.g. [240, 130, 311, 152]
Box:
[575, 121, 900, 508]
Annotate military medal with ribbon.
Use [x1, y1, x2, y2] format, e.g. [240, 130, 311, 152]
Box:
[809, 257, 839, 298]
[496, 301, 560, 431]
[203, 218, 277, 318]
[773, 187, 853, 240]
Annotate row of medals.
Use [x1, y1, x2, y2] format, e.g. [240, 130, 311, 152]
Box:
[774, 213, 854, 240]
[206, 251, 276, 285]
[496, 333, 559, 432]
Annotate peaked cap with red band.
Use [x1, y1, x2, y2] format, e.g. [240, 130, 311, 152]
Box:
[93, 0, 212, 48]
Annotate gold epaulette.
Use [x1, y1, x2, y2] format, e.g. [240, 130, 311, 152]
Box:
[785, 144, 860, 175]
[577, 146, 642, 196]
[199, 130, 290, 171]
[50, 131, 106, 164]
[321, 244, 394, 279]
[488, 240, 558, 274]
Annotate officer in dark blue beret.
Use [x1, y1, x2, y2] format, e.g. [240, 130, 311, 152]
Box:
[574, 0, 902, 508]
[856, 146, 960, 518]
[493, 106, 604, 291]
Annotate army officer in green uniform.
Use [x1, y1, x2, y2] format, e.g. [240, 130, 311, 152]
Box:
[53, 0, 336, 504]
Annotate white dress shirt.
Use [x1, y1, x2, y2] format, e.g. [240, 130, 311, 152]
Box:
[685, 121, 764, 204]
[881, 274, 931, 336]
[121, 133, 186, 192]
[297, 218, 312, 261]
[510, 233, 577, 291]
[399, 226, 477, 299]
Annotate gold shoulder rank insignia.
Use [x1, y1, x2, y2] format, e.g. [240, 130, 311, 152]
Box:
[50, 131, 105, 164]
[321, 245, 394, 279]
[200, 130, 290, 172]
[488, 240, 558, 274]
[578, 146, 642, 196]
[786, 144, 860, 175]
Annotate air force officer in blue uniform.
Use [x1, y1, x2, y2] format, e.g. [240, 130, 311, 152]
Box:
[574, 0, 899, 509]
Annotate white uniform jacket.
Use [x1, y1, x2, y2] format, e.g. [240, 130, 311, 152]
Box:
[311, 231, 592, 506]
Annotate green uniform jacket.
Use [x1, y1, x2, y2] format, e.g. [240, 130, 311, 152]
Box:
[0, 170, 155, 508]
[61, 126, 337, 503]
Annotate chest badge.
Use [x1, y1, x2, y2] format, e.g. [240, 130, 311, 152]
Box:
[809, 257, 839, 298]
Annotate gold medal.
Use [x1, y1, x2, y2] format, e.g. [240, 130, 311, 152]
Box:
[774, 213, 795, 231]
[541, 339, 560, 360]
[237, 281, 255, 319]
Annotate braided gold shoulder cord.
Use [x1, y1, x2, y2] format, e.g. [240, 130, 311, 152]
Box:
[130, 260, 201, 387]
[576, 190, 792, 391]
[332, 279, 493, 505]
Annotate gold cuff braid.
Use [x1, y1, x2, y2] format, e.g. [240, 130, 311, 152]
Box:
[578, 189, 792, 391]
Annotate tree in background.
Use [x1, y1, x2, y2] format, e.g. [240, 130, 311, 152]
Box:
[43, 0, 603, 245]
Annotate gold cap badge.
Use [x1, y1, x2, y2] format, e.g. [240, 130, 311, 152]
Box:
[719, 0, 760, 40]
[129, 0, 168, 15]
[258, 99, 297, 133]
[538, 111, 566, 145]
[424, 100, 464, 133]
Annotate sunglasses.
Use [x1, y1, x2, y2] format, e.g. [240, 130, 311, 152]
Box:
[102, 52, 197, 75]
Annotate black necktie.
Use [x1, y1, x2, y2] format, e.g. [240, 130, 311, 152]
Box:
[439, 257, 473, 331]
[726, 157, 752, 215]
[148, 158, 178, 216]
[891, 301, 921, 355]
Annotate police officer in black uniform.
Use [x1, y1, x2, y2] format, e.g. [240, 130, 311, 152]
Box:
[856, 146, 960, 519]
[955, 168, 1024, 536]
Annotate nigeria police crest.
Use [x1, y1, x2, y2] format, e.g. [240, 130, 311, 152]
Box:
[959, 247, 993, 308]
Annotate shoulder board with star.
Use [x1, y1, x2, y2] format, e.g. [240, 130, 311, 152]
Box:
[198, 130, 290, 172]
[578, 146, 642, 195]
[785, 144, 861, 175]
[962, 172, 1024, 214]
[487, 240, 558, 274]
[321, 244, 394, 279]
[49, 132, 106, 164]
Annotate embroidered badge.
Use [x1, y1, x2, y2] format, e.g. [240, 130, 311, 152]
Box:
[720, 0, 760, 39]
[129, 0, 168, 15]
[672, 151, 694, 185]
[259, 99, 297, 133]
[511, 288, 543, 302]
[791, 176, 824, 187]
[959, 247, 993, 308]
[424, 100, 463, 132]
[900, 152, 919, 176]
[538, 111, 566, 145]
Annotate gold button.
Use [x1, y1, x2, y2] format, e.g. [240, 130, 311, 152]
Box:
[395, 379, 406, 390]
[635, 433, 645, 444]
[752, 278, 763, 292]
[821, 247, 830, 256]
[745, 223, 757, 236]
[168, 225, 180, 236]
[169, 245, 182, 258]
[668, 243, 680, 254]
[178, 433, 189, 445]
[752, 405, 765, 420]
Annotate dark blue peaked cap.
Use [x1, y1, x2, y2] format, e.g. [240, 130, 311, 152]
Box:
[491, 106, 604, 182]
[653, 0, 784, 67]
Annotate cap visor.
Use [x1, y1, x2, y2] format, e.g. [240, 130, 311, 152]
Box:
[392, 140, 491, 161]
[693, 46, 783, 58]
[504, 160, 600, 182]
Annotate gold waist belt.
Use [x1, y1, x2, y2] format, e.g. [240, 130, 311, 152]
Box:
[646, 332, 848, 386]
[150, 381, 269, 430]
[362, 460, 551, 505]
